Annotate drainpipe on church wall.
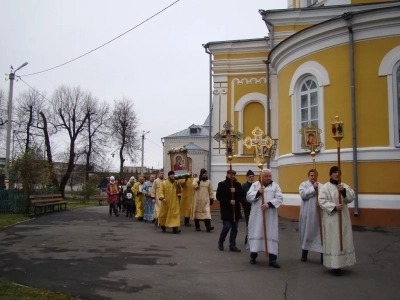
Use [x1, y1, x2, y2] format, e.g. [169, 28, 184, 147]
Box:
[263, 58, 272, 169]
[203, 44, 213, 180]
[344, 12, 359, 216]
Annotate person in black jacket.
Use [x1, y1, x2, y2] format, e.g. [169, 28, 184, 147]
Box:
[241, 170, 255, 244]
[216, 170, 244, 252]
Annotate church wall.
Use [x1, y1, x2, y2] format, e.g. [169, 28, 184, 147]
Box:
[270, 7, 400, 226]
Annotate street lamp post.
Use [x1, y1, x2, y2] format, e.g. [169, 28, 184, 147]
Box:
[6, 62, 28, 165]
[141, 130, 150, 176]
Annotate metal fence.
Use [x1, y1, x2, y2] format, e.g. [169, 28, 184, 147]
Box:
[0, 188, 57, 214]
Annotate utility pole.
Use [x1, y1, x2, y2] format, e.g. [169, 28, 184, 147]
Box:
[161, 137, 165, 171]
[141, 131, 150, 175]
[5, 62, 28, 165]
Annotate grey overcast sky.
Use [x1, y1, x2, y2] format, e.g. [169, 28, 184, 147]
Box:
[0, 0, 286, 171]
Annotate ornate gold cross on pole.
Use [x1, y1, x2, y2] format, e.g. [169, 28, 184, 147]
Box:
[243, 126, 278, 257]
[213, 121, 243, 222]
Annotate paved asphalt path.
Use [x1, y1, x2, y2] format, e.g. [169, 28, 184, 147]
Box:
[0, 206, 399, 300]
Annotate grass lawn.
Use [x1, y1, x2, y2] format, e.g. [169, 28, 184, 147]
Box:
[0, 214, 31, 229]
[66, 199, 98, 211]
[0, 279, 77, 300]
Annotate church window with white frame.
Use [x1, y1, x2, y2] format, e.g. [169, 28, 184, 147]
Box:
[394, 61, 400, 147]
[300, 77, 318, 128]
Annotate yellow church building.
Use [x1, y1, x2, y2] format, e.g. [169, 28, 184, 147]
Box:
[204, 0, 400, 227]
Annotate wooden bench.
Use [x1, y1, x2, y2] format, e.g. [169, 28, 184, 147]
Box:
[29, 194, 68, 216]
[94, 195, 107, 206]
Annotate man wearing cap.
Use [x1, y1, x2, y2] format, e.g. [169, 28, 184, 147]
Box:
[299, 169, 323, 263]
[216, 170, 244, 252]
[106, 176, 120, 217]
[318, 166, 356, 276]
[241, 170, 255, 244]
[158, 171, 183, 234]
[247, 169, 283, 268]
[192, 168, 214, 232]
[151, 170, 164, 226]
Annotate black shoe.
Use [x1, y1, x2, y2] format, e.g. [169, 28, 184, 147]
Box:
[218, 242, 224, 251]
[185, 223, 192, 227]
[229, 247, 241, 253]
[206, 226, 214, 232]
[250, 257, 256, 264]
[161, 226, 166, 232]
[269, 262, 281, 268]
[301, 250, 308, 262]
[173, 230, 181, 234]
[152, 219, 156, 223]
[138, 217, 143, 221]
[116, 214, 119, 217]
[126, 215, 128, 217]
[195, 227, 201, 232]
[332, 268, 342, 276]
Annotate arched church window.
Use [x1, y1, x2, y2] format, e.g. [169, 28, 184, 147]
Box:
[300, 77, 318, 129]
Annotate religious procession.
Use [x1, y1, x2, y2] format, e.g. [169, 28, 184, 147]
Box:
[105, 117, 355, 277]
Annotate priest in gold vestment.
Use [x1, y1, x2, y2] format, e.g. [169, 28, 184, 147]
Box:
[158, 171, 183, 234]
[133, 176, 145, 221]
[179, 171, 195, 227]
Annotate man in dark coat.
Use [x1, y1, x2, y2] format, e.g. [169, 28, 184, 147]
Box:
[241, 169, 255, 244]
[216, 170, 244, 252]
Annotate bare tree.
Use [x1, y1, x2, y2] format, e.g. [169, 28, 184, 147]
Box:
[79, 97, 110, 181]
[15, 89, 47, 152]
[110, 97, 140, 176]
[51, 85, 93, 196]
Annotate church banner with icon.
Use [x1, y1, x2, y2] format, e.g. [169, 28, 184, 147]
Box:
[168, 147, 190, 178]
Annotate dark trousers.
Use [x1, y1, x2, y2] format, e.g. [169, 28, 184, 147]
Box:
[243, 206, 251, 243]
[109, 203, 118, 216]
[218, 220, 239, 248]
[250, 252, 278, 263]
[195, 219, 212, 229]
[126, 203, 134, 216]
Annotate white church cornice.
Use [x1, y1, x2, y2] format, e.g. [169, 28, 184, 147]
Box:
[269, 5, 400, 73]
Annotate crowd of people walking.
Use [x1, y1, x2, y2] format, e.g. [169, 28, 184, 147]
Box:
[105, 165, 356, 276]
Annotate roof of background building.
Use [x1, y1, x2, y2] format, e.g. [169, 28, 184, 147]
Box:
[184, 142, 208, 152]
[164, 115, 210, 138]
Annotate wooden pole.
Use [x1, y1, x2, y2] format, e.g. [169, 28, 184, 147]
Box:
[311, 145, 323, 246]
[337, 141, 343, 251]
[229, 162, 236, 222]
[259, 168, 269, 257]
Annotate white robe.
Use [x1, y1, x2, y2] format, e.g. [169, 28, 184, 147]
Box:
[246, 181, 283, 255]
[318, 181, 356, 269]
[299, 180, 323, 253]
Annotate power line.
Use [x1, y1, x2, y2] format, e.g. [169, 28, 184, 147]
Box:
[145, 137, 163, 148]
[17, 77, 52, 103]
[19, 0, 181, 77]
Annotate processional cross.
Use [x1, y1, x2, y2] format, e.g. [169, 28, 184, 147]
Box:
[213, 121, 243, 161]
[213, 121, 243, 222]
[243, 126, 276, 168]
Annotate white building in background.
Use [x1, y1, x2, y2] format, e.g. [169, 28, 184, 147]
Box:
[162, 116, 210, 175]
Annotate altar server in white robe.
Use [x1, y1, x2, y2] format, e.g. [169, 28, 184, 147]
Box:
[318, 166, 356, 276]
[246, 169, 283, 268]
[299, 169, 323, 263]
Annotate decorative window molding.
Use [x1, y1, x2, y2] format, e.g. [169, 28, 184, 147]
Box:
[393, 62, 400, 147]
[234, 92, 268, 155]
[290, 61, 329, 153]
[379, 45, 400, 148]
